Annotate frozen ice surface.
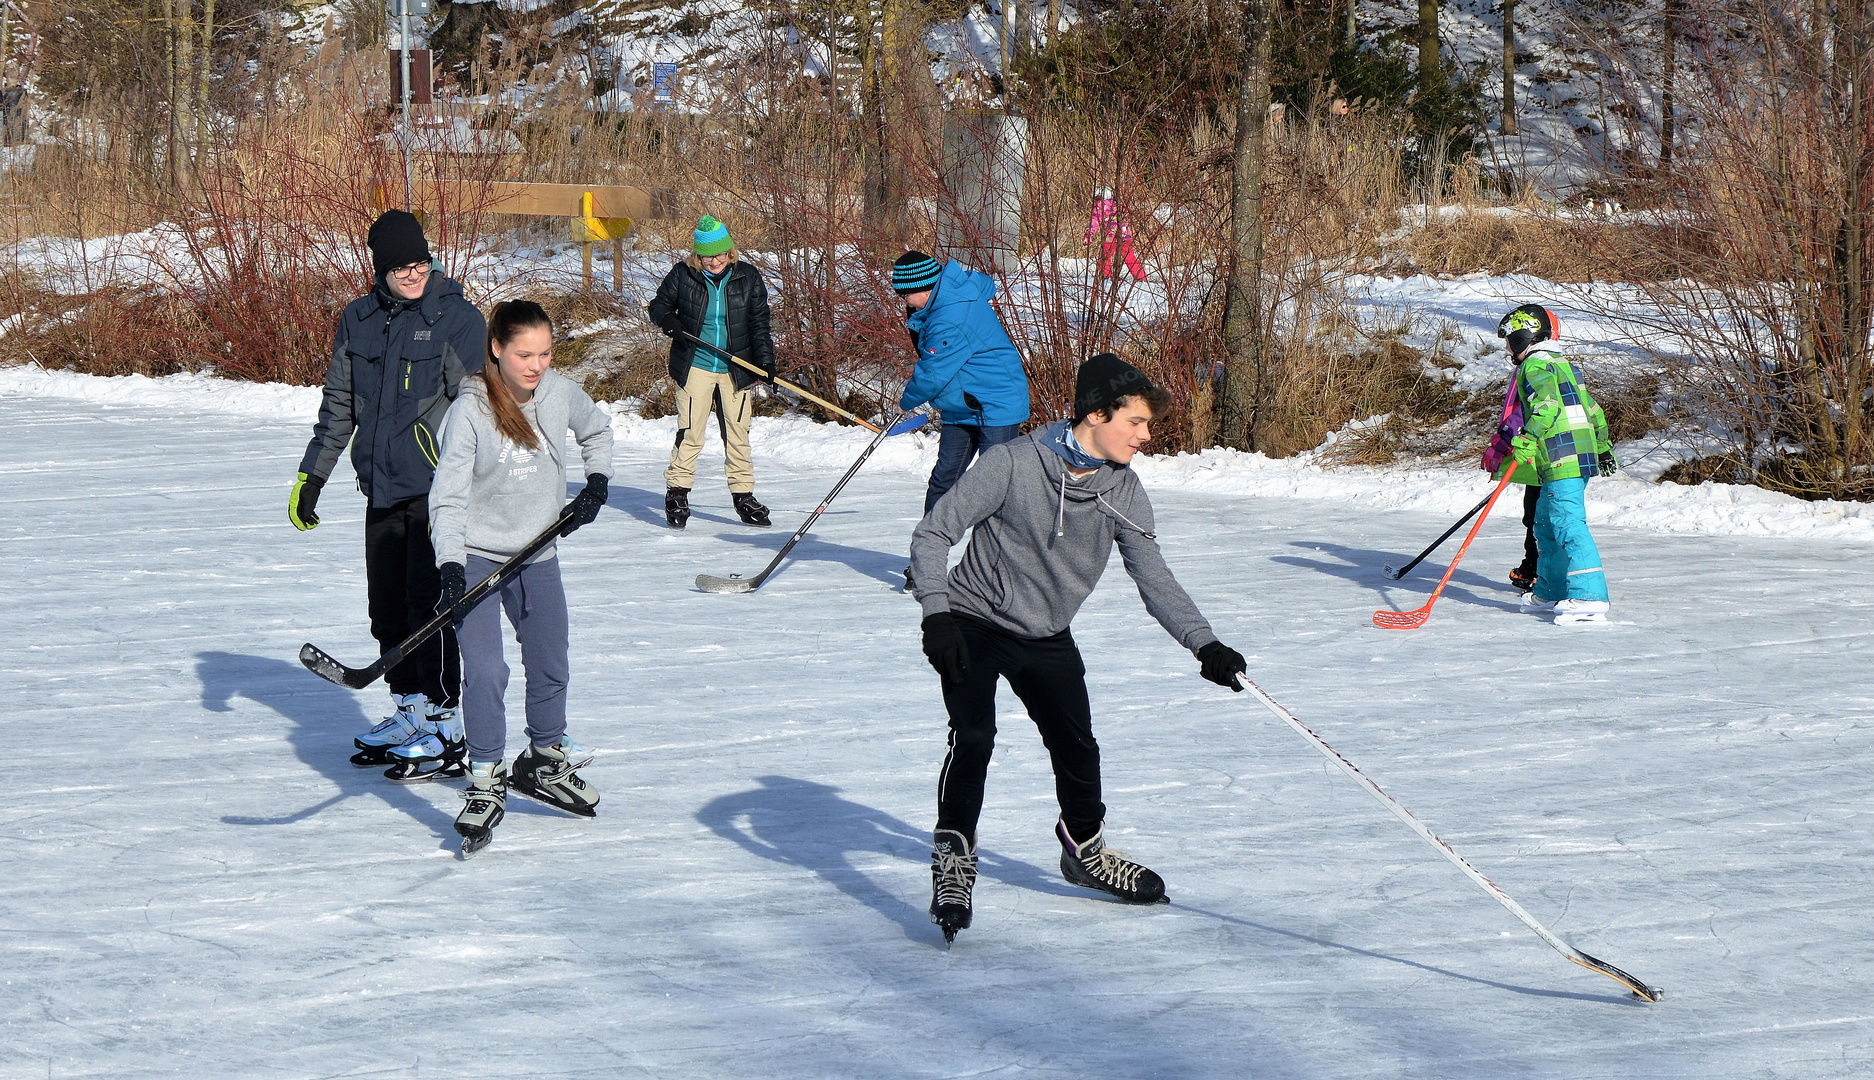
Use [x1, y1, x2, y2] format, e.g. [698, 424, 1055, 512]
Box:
[3, 382, 1873, 1078]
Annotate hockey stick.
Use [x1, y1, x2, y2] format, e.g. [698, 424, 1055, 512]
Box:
[1237, 675, 1661, 1002]
[300, 506, 578, 689]
[1381, 491, 1492, 579]
[673, 329, 882, 433]
[1373, 463, 1523, 630]
[696, 412, 930, 594]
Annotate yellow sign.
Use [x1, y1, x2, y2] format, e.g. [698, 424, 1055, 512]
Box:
[574, 191, 633, 243]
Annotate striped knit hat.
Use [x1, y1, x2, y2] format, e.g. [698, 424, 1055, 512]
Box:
[892, 250, 943, 295]
[693, 215, 733, 257]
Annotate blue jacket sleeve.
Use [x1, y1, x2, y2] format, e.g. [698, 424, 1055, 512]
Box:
[898, 308, 977, 411]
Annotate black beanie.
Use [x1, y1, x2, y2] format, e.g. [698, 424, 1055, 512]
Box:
[367, 210, 431, 280]
[1075, 352, 1151, 419]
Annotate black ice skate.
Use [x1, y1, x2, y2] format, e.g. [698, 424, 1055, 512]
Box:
[732, 492, 771, 527]
[456, 760, 508, 857]
[902, 564, 914, 592]
[510, 740, 599, 817]
[929, 829, 978, 944]
[665, 486, 691, 529]
[1057, 820, 1167, 904]
[1509, 566, 1537, 592]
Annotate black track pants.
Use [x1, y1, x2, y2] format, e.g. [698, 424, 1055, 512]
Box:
[364, 497, 460, 705]
[1517, 482, 1542, 577]
[935, 615, 1106, 842]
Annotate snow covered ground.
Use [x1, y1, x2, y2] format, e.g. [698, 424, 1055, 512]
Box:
[5, 372, 1874, 1077]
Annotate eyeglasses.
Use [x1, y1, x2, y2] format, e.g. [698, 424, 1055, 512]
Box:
[389, 261, 431, 278]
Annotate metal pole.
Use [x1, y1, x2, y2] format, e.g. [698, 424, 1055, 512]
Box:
[399, 1, 413, 211]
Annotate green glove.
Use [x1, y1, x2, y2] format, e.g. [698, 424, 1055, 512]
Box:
[289, 472, 323, 531]
[1510, 433, 1540, 464]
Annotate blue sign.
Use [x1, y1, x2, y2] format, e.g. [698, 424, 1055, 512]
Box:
[653, 63, 678, 104]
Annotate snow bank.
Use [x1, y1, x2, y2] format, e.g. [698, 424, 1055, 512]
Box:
[7, 365, 1871, 544]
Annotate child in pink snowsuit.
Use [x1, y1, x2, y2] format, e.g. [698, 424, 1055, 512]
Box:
[1084, 187, 1146, 282]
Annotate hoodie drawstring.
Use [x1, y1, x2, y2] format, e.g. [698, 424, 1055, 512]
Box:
[1055, 470, 1069, 538]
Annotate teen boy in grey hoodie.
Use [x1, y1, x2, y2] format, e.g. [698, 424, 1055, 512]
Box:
[908, 352, 1249, 942]
[428, 301, 613, 855]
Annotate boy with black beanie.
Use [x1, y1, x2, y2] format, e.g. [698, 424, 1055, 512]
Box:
[292, 209, 488, 779]
[908, 352, 1248, 943]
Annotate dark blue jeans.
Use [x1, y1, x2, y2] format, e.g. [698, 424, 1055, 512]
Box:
[924, 422, 1023, 514]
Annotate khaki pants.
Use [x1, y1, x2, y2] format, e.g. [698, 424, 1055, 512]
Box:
[665, 366, 755, 493]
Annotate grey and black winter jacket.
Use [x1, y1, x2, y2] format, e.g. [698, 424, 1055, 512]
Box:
[298, 272, 487, 507]
[647, 260, 776, 391]
[909, 425, 1219, 653]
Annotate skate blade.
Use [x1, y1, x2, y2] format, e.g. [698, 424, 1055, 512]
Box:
[510, 781, 598, 818]
[459, 834, 491, 858]
[1554, 612, 1609, 626]
[384, 760, 467, 785]
[349, 748, 393, 768]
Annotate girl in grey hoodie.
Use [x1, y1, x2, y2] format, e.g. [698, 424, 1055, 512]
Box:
[428, 300, 614, 856]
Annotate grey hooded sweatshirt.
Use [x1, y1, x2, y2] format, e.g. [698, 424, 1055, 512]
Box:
[909, 428, 1218, 653]
[429, 369, 614, 567]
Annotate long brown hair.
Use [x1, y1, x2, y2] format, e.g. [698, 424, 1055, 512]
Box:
[476, 300, 550, 452]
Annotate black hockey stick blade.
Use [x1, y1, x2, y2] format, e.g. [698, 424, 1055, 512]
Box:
[1382, 490, 1492, 579]
[1569, 951, 1665, 1003]
[300, 507, 577, 688]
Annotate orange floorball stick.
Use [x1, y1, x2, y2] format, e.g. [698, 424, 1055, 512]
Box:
[1373, 462, 1526, 630]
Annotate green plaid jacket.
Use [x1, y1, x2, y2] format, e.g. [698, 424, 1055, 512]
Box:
[1517, 345, 1612, 483]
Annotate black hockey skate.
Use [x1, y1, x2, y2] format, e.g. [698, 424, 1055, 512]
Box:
[930, 829, 978, 944]
[665, 486, 691, 529]
[1057, 820, 1167, 904]
[733, 492, 771, 527]
[510, 740, 599, 817]
[1509, 565, 1537, 592]
[456, 761, 507, 858]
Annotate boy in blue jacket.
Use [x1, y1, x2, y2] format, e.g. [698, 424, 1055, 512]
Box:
[892, 251, 1031, 586]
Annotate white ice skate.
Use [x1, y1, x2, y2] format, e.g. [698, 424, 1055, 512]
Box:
[1519, 592, 1559, 614]
[1553, 598, 1610, 625]
[350, 693, 428, 767]
[384, 704, 466, 784]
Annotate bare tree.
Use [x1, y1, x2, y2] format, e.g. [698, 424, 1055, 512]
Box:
[1219, 0, 1270, 450]
[1418, 0, 1440, 89]
[1501, 0, 1517, 136]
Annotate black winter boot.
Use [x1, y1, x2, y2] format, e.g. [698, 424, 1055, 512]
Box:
[733, 492, 771, 527]
[665, 486, 691, 529]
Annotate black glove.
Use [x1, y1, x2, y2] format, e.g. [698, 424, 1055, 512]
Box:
[436, 562, 466, 625]
[288, 471, 323, 531]
[655, 310, 683, 337]
[561, 473, 608, 536]
[760, 364, 778, 386]
[1196, 641, 1247, 692]
[1598, 449, 1619, 475]
[921, 612, 971, 685]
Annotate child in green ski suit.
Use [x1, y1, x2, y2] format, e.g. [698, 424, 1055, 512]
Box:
[1487, 305, 1615, 623]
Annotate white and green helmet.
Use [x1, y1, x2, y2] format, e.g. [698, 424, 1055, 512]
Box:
[1496, 303, 1559, 358]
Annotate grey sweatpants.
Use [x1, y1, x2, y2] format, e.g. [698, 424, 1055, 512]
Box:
[460, 555, 570, 763]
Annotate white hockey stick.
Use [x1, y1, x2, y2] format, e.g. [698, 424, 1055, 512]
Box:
[1238, 676, 1662, 1002]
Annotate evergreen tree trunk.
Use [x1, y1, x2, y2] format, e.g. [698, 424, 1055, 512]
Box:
[1219, 0, 1270, 451]
[1418, 0, 1440, 89]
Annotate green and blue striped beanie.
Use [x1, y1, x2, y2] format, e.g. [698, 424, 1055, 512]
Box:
[693, 215, 733, 256]
[892, 250, 943, 295]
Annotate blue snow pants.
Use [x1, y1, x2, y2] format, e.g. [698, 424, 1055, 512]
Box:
[924, 423, 1023, 514]
[1532, 477, 1609, 603]
[460, 555, 570, 764]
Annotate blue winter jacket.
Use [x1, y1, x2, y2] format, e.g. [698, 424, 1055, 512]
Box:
[299, 271, 487, 507]
[899, 261, 1031, 427]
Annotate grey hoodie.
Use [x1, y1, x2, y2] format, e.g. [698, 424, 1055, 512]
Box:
[429, 369, 614, 567]
[909, 429, 1218, 653]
